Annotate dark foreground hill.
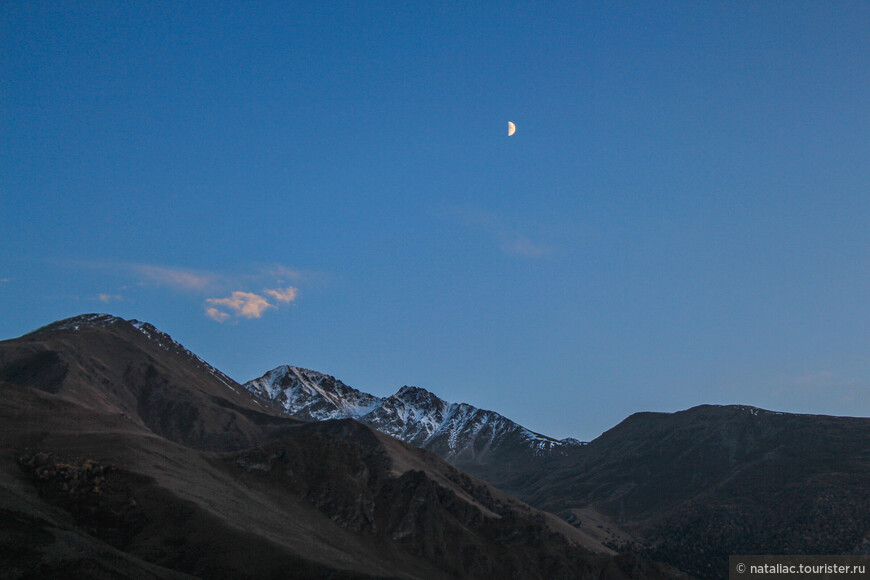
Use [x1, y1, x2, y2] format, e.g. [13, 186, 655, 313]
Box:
[0, 314, 683, 579]
[507, 405, 870, 579]
[0, 313, 302, 452]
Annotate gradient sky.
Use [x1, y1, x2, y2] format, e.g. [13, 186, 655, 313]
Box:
[2, 2, 868, 440]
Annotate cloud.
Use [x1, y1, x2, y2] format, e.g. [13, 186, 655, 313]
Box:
[73, 261, 220, 291]
[97, 293, 123, 303]
[205, 307, 231, 322]
[206, 291, 276, 321]
[69, 260, 309, 322]
[75, 260, 313, 293]
[264, 286, 298, 303]
[268, 265, 305, 282]
[445, 206, 556, 258]
[133, 264, 215, 291]
[500, 236, 551, 258]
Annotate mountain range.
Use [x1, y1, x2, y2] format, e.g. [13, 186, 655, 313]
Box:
[0, 314, 683, 579]
[242, 361, 870, 579]
[2, 313, 868, 579]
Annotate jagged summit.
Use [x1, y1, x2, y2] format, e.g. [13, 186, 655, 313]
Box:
[244, 364, 583, 466]
[245, 365, 382, 422]
[392, 384, 446, 406]
[396, 385, 434, 397]
[395, 385, 416, 394]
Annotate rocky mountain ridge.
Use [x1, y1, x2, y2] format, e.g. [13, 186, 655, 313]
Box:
[34, 313, 239, 391]
[244, 365, 584, 466]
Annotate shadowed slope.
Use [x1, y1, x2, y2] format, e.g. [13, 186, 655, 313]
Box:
[0, 314, 300, 451]
[513, 405, 870, 579]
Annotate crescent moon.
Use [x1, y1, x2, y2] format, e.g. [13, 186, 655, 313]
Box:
[508, 121, 516, 136]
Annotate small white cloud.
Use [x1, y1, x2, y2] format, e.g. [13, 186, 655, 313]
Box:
[205, 307, 231, 323]
[97, 293, 123, 303]
[206, 291, 276, 320]
[264, 286, 298, 303]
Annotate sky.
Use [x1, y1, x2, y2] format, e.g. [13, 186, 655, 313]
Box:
[2, 2, 868, 441]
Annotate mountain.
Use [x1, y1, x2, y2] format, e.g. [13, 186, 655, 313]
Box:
[245, 365, 583, 475]
[0, 313, 302, 452]
[0, 314, 682, 579]
[509, 405, 870, 579]
[244, 365, 383, 422]
[245, 366, 870, 580]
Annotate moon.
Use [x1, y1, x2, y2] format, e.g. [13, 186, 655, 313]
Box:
[508, 121, 516, 136]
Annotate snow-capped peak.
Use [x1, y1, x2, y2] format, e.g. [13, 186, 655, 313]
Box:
[392, 385, 448, 408]
[245, 365, 382, 421]
[243, 366, 585, 464]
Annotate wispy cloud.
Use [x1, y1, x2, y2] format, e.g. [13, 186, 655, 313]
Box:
[97, 293, 123, 303]
[69, 260, 308, 323]
[268, 265, 306, 282]
[205, 307, 231, 322]
[71, 260, 221, 292]
[500, 236, 551, 258]
[132, 264, 216, 291]
[444, 206, 556, 259]
[264, 286, 298, 303]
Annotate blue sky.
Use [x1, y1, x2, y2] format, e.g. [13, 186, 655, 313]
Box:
[2, 2, 868, 440]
